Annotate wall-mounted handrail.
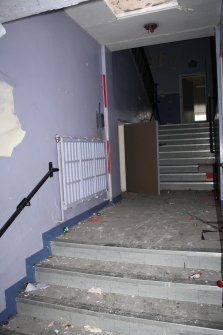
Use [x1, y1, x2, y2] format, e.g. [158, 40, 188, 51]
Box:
[0, 162, 59, 238]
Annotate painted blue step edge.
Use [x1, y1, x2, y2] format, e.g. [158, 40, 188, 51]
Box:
[0, 194, 122, 324]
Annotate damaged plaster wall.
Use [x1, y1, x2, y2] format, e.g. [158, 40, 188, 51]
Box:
[145, 38, 213, 124]
[0, 81, 26, 157]
[0, 11, 103, 319]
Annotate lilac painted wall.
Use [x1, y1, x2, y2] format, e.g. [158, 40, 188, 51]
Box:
[105, 49, 152, 197]
[145, 38, 213, 124]
[0, 11, 104, 313]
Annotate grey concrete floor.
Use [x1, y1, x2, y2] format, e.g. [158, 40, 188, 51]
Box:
[58, 191, 223, 251]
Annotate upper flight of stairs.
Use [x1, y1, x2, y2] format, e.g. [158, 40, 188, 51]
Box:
[1, 238, 222, 334]
[159, 122, 215, 191]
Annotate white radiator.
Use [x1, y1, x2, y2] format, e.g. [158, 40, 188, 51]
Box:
[56, 136, 108, 216]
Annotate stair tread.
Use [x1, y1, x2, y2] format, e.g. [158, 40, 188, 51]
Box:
[0, 314, 116, 335]
[160, 172, 208, 175]
[159, 122, 209, 128]
[17, 285, 223, 330]
[160, 157, 215, 166]
[160, 181, 214, 184]
[159, 128, 210, 134]
[37, 256, 221, 286]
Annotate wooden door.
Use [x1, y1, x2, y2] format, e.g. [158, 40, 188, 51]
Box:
[124, 121, 159, 195]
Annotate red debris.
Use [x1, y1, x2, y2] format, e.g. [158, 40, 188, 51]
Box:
[87, 215, 102, 223]
[216, 280, 223, 288]
[206, 172, 214, 180]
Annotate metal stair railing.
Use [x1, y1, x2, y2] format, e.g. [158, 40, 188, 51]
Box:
[0, 162, 59, 238]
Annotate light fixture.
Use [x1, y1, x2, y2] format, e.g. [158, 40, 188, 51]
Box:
[144, 23, 158, 33]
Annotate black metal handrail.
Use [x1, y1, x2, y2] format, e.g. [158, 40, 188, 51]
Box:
[0, 162, 59, 238]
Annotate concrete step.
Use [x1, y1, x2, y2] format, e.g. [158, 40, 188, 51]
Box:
[159, 122, 209, 130]
[160, 173, 213, 182]
[17, 285, 223, 335]
[159, 132, 210, 140]
[160, 181, 214, 191]
[160, 165, 214, 174]
[159, 137, 210, 145]
[51, 241, 222, 271]
[36, 256, 222, 305]
[159, 150, 214, 159]
[159, 143, 210, 152]
[159, 157, 215, 166]
[159, 127, 210, 135]
[0, 314, 117, 335]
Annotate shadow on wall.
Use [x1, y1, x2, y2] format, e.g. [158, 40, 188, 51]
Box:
[158, 93, 181, 124]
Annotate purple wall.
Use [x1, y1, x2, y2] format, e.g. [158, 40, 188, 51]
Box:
[0, 11, 103, 314]
[145, 38, 213, 124]
[106, 49, 152, 197]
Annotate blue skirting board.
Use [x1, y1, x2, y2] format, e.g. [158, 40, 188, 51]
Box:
[0, 195, 122, 323]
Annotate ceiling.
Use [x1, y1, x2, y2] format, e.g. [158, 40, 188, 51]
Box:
[0, 0, 222, 51]
[0, 0, 89, 23]
[66, 0, 222, 50]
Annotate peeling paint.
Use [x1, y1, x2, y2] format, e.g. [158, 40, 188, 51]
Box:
[104, 0, 178, 15]
[0, 24, 6, 38]
[0, 81, 26, 157]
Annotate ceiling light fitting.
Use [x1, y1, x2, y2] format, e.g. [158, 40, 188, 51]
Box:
[144, 23, 158, 33]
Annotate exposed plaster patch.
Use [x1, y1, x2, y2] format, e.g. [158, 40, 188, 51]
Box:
[0, 81, 26, 157]
[0, 24, 6, 38]
[104, 0, 178, 16]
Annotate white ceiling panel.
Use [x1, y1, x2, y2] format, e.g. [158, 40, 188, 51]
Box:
[65, 1, 116, 28]
[66, 0, 222, 50]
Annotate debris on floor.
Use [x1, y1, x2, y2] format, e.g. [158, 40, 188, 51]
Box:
[88, 287, 103, 295]
[84, 325, 103, 333]
[63, 226, 69, 234]
[48, 321, 54, 328]
[216, 280, 223, 288]
[87, 213, 103, 223]
[189, 272, 202, 280]
[202, 231, 221, 241]
[24, 282, 49, 292]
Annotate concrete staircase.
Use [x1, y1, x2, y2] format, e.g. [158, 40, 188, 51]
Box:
[1, 239, 223, 334]
[159, 122, 215, 191]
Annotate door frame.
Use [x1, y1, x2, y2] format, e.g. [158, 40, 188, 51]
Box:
[179, 72, 207, 124]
